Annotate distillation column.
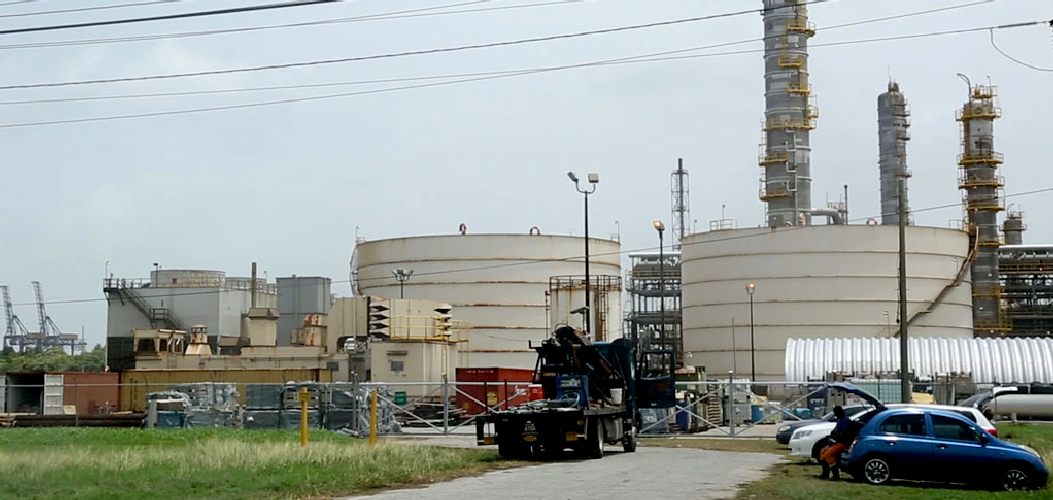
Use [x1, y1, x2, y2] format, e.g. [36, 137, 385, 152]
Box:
[878, 82, 911, 225]
[758, 0, 817, 227]
[957, 82, 1006, 335]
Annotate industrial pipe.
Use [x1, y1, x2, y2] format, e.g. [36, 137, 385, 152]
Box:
[806, 208, 844, 225]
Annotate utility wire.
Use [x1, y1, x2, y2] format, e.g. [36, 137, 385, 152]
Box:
[0, 0, 990, 93]
[0, 0, 338, 35]
[0, 0, 573, 50]
[0, 0, 178, 19]
[0, 0, 837, 89]
[0, 18, 1044, 128]
[989, 28, 1053, 72]
[14, 187, 1053, 308]
[0, 5, 1020, 108]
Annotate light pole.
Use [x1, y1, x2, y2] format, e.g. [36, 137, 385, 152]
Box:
[746, 282, 756, 382]
[654, 220, 666, 358]
[392, 269, 413, 299]
[568, 171, 599, 335]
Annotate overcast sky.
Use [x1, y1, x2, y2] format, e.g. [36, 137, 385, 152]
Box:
[1, 0, 1050, 347]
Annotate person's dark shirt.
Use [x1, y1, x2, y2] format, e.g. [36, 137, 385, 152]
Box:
[830, 416, 857, 444]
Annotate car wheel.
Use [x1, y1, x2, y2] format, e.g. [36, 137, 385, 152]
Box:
[811, 439, 829, 461]
[1002, 466, 1033, 491]
[862, 456, 892, 485]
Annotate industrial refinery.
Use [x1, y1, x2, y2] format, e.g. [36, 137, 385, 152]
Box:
[3, 0, 1051, 427]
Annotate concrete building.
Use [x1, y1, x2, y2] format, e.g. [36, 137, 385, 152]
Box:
[103, 269, 276, 370]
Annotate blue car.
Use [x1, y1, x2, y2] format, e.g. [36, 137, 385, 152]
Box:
[843, 407, 1049, 490]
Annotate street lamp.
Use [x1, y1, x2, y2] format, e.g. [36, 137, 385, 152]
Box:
[654, 220, 666, 358]
[568, 171, 599, 335]
[392, 269, 413, 299]
[745, 282, 756, 382]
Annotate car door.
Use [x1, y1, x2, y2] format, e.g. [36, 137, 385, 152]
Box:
[875, 412, 930, 479]
[929, 413, 987, 484]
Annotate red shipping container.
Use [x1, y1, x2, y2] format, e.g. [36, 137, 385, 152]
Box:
[57, 372, 120, 416]
[455, 367, 534, 415]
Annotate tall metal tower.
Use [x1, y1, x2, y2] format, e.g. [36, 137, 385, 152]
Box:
[2, 285, 31, 352]
[31, 281, 79, 353]
[670, 158, 690, 250]
[878, 82, 912, 225]
[758, 0, 817, 227]
[956, 80, 1006, 335]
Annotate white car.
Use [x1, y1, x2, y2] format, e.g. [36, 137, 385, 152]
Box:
[788, 404, 997, 460]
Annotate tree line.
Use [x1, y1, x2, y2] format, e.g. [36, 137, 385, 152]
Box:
[0, 345, 106, 373]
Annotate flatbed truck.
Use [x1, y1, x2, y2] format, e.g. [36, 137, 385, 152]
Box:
[476, 325, 675, 459]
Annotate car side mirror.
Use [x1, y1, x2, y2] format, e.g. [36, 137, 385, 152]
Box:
[977, 432, 990, 445]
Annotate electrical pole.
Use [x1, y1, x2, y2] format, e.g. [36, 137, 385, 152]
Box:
[897, 177, 910, 403]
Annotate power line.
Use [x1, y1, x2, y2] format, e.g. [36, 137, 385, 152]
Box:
[0, 0, 832, 90]
[0, 0, 338, 35]
[0, 18, 1044, 129]
[0, 0, 177, 19]
[15, 187, 1053, 308]
[989, 27, 1053, 72]
[0, 0, 578, 51]
[0, 0, 990, 96]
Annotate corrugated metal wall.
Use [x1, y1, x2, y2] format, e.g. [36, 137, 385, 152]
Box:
[785, 337, 1053, 383]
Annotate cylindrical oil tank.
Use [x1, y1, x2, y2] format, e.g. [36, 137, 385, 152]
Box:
[681, 225, 973, 380]
[988, 395, 1053, 419]
[351, 233, 621, 368]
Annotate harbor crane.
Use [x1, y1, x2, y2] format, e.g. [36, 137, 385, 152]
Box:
[2, 285, 33, 352]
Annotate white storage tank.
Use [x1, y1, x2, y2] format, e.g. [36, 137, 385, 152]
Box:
[351, 233, 621, 368]
[681, 225, 974, 380]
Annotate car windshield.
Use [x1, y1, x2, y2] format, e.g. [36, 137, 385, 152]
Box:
[820, 405, 869, 422]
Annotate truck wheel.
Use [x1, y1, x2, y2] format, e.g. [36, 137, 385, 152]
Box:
[622, 426, 638, 453]
[584, 417, 604, 459]
[498, 441, 528, 460]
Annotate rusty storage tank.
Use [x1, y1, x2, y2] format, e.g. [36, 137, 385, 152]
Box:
[351, 232, 621, 368]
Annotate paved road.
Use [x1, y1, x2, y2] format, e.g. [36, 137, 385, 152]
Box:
[346, 446, 781, 500]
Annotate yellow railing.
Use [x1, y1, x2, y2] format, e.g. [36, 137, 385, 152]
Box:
[777, 53, 806, 68]
[764, 117, 816, 131]
[958, 152, 1004, 165]
[956, 104, 1002, 121]
[958, 173, 1004, 189]
[786, 18, 816, 37]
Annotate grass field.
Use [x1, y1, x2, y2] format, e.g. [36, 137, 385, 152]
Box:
[0, 428, 503, 500]
[650, 423, 1053, 499]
